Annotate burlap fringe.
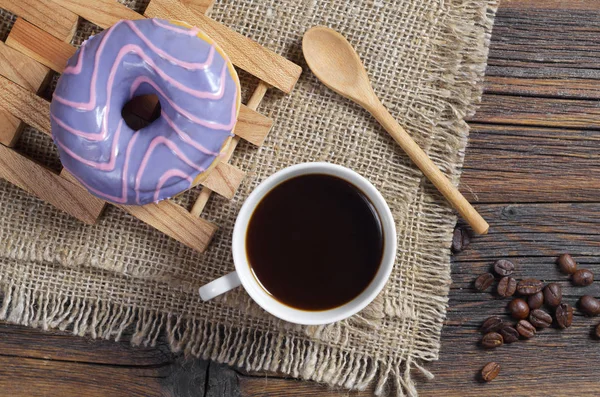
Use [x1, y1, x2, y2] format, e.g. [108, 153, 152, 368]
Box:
[0, 0, 497, 395]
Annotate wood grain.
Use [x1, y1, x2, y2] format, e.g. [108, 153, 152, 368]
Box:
[0, 35, 50, 148]
[144, 0, 302, 93]
[0, 74, 52, 134]
[468, 94, 600, 129]
[182, 0, 215, 14]
[6, 17, 76, 73]
[460, 124, 600, 203]
[199, 161, 245, 200]
[50, 0, 144, 29]
[0, 145, 105, 224]
[118, 199, 217, 252]
[0, 108, 22, 146]
[0, 0, 78, 41]
[0, 40, 49, 93]
[234, 104, 273, 146]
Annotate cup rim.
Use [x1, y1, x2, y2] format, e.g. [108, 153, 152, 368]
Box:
[232, 162, 397, 325]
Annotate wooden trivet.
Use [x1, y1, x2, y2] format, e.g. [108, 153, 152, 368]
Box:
[0, 0, 302, 252]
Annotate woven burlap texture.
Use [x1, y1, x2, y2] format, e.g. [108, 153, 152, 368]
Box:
[0, 0, 497, 395]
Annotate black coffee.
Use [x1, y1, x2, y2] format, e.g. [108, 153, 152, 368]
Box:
[246, 174, 384, 311]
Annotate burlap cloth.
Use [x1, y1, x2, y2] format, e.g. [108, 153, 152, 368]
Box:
[0, 0, 497, 395]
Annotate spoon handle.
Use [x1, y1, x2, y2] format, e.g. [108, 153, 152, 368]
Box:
[367, 99, 489, 235]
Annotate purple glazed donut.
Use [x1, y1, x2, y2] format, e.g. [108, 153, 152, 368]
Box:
[50, 18, 241, 205]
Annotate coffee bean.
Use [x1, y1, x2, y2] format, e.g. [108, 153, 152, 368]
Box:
[451, 226, 470, 253]
[516, 320, 536, 338]
[517, 279, 544, 295]
[494, 259, 515, 277]
[474, 273, 495, 291]
[527, 291, 544, 310]
[497, 277, 517, 298]
[572, 269, 594, 287]
[529, 309, 552, 328]
[481, 362, 500, 382]
[595, 323, 600, 339]
[578, 295, 600, 316]
[500, 326, 519, 343]
[556, 303, 573, 329]
[481, 332, 503, 348]
[481, 316, 505, 334]
[508, 298, 530, 320]
[557, 254, 577, 275]
[544, 283, 562, 307]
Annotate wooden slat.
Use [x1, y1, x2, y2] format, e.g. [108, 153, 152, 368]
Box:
[6, 18, 76, 73]
[235, 104, 273, 146]
[502, 0, 600, 11]
[0, 40, 49, 93]
[118, 200, 217, 252]
[484, 76, 600, 100]
[0, 0, 78, 42]
[49, 0, 144, 30]
[0, 109, 23, 147]
[144, 0, 302, 93]
[182, 0, 215, 14]
[468, 94, 600, 129]
[0, 74, 51, 134]
[6, 18, 273, 145]
[197, 161, 245, 200]
[0, 36, 50, 147]
[0, 145, 105, 224]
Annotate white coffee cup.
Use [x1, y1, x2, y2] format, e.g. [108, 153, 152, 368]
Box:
[199, 162, 397, 325]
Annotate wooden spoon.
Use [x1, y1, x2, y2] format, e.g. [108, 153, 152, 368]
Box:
[302, 26, 489, 235]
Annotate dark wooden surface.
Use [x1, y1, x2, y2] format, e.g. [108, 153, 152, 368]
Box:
[2, 0, 600, 396]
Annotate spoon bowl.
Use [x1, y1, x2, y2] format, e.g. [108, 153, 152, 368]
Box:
[302, 27, 374, 106]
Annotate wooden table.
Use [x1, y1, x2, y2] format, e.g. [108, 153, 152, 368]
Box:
[2, 0, 600, 395]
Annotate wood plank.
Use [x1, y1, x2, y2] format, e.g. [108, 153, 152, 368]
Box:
[460, 124, 600, 203]
[482, 7, 600, 99]
[0, 37, 50, 148]
[468, 94, 600, 129]
[0, 0, 78, 42]
[0, 355, 166, 397]
[0, 323, 173, 367]
[235, 104, 273, 146]
[118, 200, 217, 253]
[50, 0, 144, 30]
[501, 0, 600, 11]
[182, 0, 215, 14]
[199, 161, 245, 200]
[144, 0, 302, 93]
[0, 108, 23, 147]
[0, 145, 105, 224]
[6, 17, 76, 73]
[0, 74, 51, 134]
[484, 76, 600, 100]
[0, 40, 49, 93]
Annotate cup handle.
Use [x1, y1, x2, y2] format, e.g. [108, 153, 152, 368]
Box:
[199, 271, 242, 301]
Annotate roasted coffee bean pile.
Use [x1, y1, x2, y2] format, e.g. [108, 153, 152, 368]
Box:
[470, 253, 600, 382]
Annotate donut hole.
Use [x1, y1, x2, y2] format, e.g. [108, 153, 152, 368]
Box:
[121, 94, 161, 131]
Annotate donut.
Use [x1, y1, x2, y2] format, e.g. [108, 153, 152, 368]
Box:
[50, 18, 241, 205]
